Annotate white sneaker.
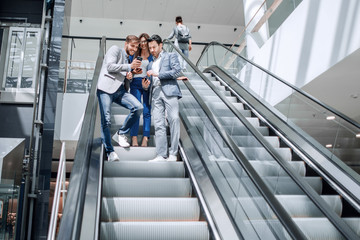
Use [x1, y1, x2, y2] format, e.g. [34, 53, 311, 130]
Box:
[108, 152, 120, 162]
[112, 133, 130, 148]
[149, 156, 167, 162]
[167, 155, 177, 162]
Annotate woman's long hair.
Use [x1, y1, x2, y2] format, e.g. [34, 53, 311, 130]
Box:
[136, 33, 150, 57]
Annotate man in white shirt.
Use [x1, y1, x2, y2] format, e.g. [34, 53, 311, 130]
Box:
[145, 35, 185, 162]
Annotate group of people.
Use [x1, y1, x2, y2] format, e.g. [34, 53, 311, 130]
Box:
[97, 16, 192, 162]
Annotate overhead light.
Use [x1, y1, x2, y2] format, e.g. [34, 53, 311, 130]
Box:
[356, 133, 360, 138]
[326, 144, 333, 148]
[326, 116, 335, 120]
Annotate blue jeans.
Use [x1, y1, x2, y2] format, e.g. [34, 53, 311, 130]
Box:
[180, 48, 189, 69]
[130, 78, 151, 137]
[97, 84, 143, 154]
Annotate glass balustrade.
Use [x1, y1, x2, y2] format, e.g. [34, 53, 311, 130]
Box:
[197, 43, 360, 176]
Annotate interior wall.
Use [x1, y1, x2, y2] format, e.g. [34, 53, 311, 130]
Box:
[62, 17, 244, 63]
[246, 0, 360, 121]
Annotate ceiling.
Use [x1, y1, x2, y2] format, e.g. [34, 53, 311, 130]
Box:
[69, 0, 245, 26]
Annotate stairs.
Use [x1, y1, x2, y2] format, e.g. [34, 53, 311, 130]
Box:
[99, 105, 209, 240]
[178, 72, 360, 239]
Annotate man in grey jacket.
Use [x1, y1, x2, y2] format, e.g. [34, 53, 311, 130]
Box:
[97, 35, 143, 161]
[145, 34, 185, 162]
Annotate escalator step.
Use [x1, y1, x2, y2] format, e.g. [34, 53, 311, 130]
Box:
[102, 178, 192, 197]
[100, 221, 209, 240]
[101, 197, 200, 221]
[103, 161, 185, 178]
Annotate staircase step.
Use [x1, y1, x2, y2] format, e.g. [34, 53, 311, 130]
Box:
[276, 195, 342, 217]
[103, 161, 185, 178]
[100, 221, 209, 240]
[102, 178, 192, 197]
[239, 147, 292, 161]
[114, 147, 157, 161]
[101, 197, 200, 221]
[232, 136, 280, 148]
[250, 160, 305, 177]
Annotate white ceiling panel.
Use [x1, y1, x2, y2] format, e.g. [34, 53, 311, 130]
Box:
[80, 0, 103, 18]
[70, 0, 245, 27]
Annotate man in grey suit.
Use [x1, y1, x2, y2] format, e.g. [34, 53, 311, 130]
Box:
[144, 34, 185, 162]
[97, 35, 143, 161]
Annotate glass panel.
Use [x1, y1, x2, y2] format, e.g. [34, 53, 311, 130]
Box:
[197, 43, 360, 177]
[266, 0, 303, 36]
[21, 30, 39, 88]
[179, 79, 293, 239]
[0, 184, 19, 240]
[66, 61, 95, 93]
[5, 30, 23, 88]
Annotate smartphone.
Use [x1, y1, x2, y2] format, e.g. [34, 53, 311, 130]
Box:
[136, 56, 143, 61]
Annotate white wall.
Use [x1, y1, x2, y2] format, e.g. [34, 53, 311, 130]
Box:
[253, 0, 360, 88]
[55, 93, 89, 141]
[239, 0, 360, 121]
[62, 17, 244, 64]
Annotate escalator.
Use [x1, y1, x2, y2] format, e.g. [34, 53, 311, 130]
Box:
[55, 38, 360, 239]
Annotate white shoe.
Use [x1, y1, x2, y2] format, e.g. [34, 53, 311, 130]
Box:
[167, 155, 177, 162]
[112, 133, 130, 148]
[149, 156, 167, 162]
[108, 152, 120, 162]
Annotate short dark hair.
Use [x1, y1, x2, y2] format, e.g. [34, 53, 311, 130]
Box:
[147, 34, 162, 45]
[175, 16, 182, 23]
[126, 35, 139, 43]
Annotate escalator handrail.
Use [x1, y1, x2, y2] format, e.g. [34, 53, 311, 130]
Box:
[163, 39, 308, 240]
[196, 41, 360, 129]
[203, 65, 360, 239]
[57, 36, 106, 240]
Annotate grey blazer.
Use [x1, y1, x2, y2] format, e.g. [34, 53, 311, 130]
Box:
[97, 46, 131, 94]
[148, 51, 182, 99]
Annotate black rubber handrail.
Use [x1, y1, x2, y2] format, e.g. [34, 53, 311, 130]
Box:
[57, 36, 106, 240]
[196, 41, 360, 129]
[163, 40, 308, 240]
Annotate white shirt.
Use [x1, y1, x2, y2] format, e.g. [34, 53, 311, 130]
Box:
[151, 51, 163, 87]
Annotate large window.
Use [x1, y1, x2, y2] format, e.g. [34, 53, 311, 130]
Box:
[2, 27, 40, 91]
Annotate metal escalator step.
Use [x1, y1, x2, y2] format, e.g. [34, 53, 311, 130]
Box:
[232, 136, 280, 148]
[214, 116, 259, 127]
[113, 146, 157, 161]
[102, 178, 191, 197]
[101, 197, 200, 222]
[207, 101, 244, 110]
[100, 221, 209, 240]
[185, 117, 268, 136]
[182, 106, 252, 117]
[191, 89, 231, 96]
[181, 84, 226, 91]
[293, 218, 351, 239]
[343, 218, 360, 235]
[276, 195, 342, 217]
[202, 95, 238, 103]
[235, 195, 341, 219]
[239, 147, 292, 161]
[263, 176, 322, 195]
[103, 161, 185, 178]
[250, 160, 306, 177]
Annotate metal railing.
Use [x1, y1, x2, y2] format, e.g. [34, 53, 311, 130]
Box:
[56, 36, 105, 240]
[47, 142, 67, 240]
